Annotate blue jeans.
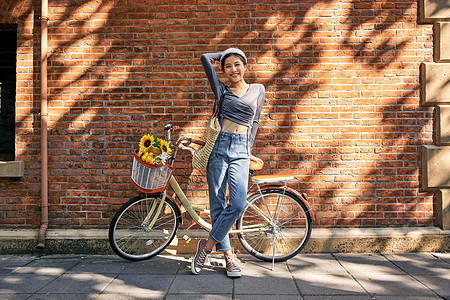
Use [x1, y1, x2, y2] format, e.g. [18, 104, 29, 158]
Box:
[206, 131, 250, 252]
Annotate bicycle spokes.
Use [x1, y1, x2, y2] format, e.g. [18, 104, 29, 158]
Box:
[109, 195, 179, 261]
[237, 189, 312, 262]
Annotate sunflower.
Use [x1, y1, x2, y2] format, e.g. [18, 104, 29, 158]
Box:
[138, 148, 146, 158]
[141, 151, 155, 164]
[139, 134, 154, 151]
[159, 139, 172, 155]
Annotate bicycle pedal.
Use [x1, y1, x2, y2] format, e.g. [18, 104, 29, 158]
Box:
[210, 261, 224, 267]
[205, 254, 211, 265]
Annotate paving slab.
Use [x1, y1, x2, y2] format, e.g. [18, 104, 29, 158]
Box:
[27, 294, 99, 300]
[383, 253, 450, 276]
[330, 253, 449, 299]
[38, 272, 114, 295]
[287, 253, 348, 276]
[302, 296, 372, 300]
[293, 272, 368, 296]
[235, 295, 301, 300]
[0, 256, 36, 275]
[355, 274, 437, 297]
[168, 274, 233, 295]
[67, 257, 129, 275]
[0, 273, 58, 294]
[0, 295, 33, 300]
[239, 255, 292, 277]
[234, 273, 299, 295]
[374, 297, 444, 300]
[96, 294, 164, 300]
[432, 251, 450, 263]
[333, 253, 406, 275]
[413, 274, 450, 299]
[103, 274, 174, 298]
[1, 255, 79, 277]
[232, 255, 298, 296]
[166, 294, 232, 300]
[11, 256, 81, 276]
[121, 255, 183, 275]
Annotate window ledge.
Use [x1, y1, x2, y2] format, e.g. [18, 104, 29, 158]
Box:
[0, 161, 24, 177]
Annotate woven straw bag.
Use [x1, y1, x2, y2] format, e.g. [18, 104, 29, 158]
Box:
[192, 96, 223, 169]
[192, 115, 220, 169]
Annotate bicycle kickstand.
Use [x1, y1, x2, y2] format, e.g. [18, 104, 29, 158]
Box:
[270, 234, 277, 271]
[272, 247, 275, 271]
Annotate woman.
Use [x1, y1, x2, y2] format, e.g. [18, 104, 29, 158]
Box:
[191, 48, 265, 278]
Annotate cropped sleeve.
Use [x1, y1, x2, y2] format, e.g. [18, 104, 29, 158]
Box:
[249, 85, 265, 152]
[200, 53, 225, 100]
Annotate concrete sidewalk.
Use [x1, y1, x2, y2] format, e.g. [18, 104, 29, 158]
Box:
[0, 253, 449, 299]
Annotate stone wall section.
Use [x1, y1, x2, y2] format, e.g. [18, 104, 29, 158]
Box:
[420, 0, 450, 229]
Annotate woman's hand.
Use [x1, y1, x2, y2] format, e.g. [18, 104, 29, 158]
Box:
[250, 155, 263, 164]
[249, 155, 264, 170]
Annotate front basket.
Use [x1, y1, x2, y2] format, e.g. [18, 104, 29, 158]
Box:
[131, 149, 174, 194]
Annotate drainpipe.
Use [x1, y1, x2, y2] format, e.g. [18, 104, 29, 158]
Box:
[37, 0, 49, 248]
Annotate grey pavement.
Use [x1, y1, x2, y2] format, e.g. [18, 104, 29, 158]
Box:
[0, 252, 448, 299]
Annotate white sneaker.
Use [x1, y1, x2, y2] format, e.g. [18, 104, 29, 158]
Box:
[191, 239, 211, 275]
[225, 254, 241, 278]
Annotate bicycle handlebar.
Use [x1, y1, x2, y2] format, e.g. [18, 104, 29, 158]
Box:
[168, 137, 204, 165]
[165, 124, 203, 147]
[184, 138, 205, 147]
[165, 124, 263, 171]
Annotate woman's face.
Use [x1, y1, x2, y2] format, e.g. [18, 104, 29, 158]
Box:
[223, 54, 247, 83]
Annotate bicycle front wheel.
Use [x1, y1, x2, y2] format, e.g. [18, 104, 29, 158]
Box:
[109, 195, 180, 261]
[237, 189, 312, 262]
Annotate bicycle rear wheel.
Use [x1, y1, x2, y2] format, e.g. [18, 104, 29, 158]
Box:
[237, 189, 312, 262]
[109, 195, 180, 261]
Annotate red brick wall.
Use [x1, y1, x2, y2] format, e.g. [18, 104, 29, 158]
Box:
[0, 0, 435, 229]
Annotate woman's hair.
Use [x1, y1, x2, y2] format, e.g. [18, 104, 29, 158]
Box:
[220, 53, 247, 70]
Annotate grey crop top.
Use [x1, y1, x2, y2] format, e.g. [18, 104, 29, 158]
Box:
[201, 53, 265, 152]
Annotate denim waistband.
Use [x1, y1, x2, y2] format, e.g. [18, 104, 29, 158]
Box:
[218, 131, 248, 141]
[218, 131, 250, 155]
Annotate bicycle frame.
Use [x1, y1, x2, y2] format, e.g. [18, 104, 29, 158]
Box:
[138, 132, 307, 236]
[168, 176, 275, 234]
[142, 191, 167, 231]
[138, 174, 276, 235]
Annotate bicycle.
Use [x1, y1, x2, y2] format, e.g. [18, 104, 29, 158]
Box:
[108, 124, 314, 265]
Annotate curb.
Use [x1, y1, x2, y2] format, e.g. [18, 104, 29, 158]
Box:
[1, 227, 449, 255]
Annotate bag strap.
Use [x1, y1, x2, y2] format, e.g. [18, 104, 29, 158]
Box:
[212, 91, 224, 118]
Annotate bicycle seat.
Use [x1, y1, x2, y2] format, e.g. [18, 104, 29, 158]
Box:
[251, 174, 297, 184]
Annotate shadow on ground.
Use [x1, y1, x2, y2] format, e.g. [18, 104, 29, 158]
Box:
[0, 253, 448, 299]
